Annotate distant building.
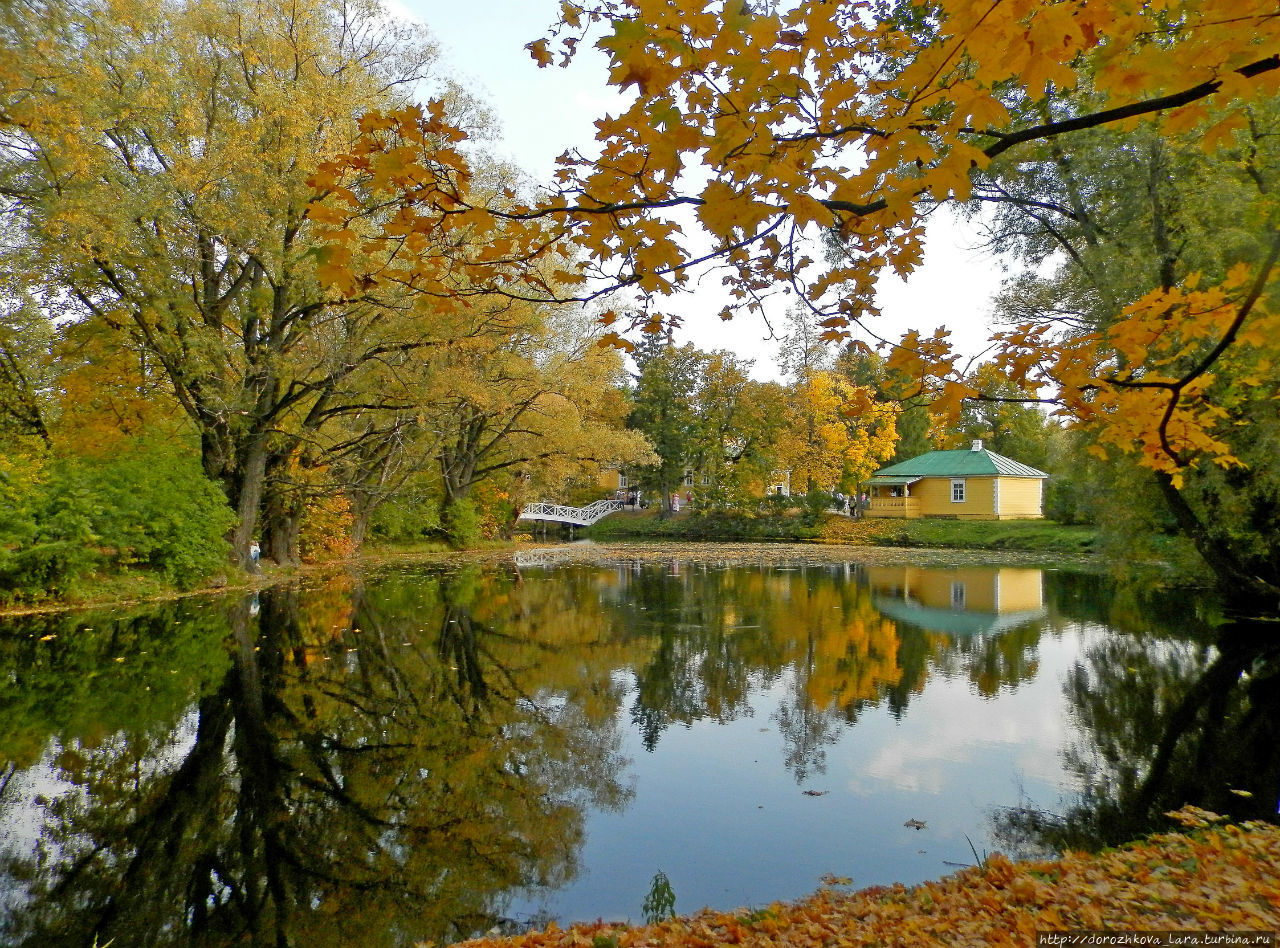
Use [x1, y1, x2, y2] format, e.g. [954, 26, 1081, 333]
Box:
[767, 469, 792, 497]
[865, 440, 1048, 520]
[597, 466, 630, 494]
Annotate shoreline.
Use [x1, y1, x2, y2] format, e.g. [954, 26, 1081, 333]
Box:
[0, 538, 1106, 620]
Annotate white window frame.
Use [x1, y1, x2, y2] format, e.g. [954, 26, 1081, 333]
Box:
[951, 581, 967, 608]
[618, 472, 628, 488]
[950, 478, 966, 503]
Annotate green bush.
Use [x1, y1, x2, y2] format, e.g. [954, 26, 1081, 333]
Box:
[442, 497, 482, 548]
[369, 492, 442, 541]
[0, 441, 235, 600]
[81, 446, 235, 583]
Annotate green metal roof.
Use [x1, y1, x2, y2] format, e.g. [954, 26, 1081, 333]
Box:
[871, 448, 1048, 479]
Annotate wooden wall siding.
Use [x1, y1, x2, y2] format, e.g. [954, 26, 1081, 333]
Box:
[910, 476, 996, 518]
[994, 477, 1044, 519]
[897, 476, 1044, 519]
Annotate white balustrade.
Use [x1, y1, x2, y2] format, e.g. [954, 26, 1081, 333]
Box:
[516, 499, 624, 526]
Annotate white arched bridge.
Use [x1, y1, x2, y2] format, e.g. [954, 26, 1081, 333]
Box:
[516, 499, 624, 527]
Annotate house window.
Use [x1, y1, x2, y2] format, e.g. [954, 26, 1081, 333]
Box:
[951, 478, 966, 503]
[701, 474, 711, 485]
[684, 471, 695, 487]
[618, 472, 628, 488]
[951, 582, 967, 608]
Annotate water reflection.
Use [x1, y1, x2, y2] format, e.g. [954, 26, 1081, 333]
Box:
[1, 556, 1276, 945]
[1, 569, 632, 947]
[994, 622, 1280, 856]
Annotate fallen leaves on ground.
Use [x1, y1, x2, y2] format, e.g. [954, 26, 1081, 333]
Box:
[453, 809, 1279, 948]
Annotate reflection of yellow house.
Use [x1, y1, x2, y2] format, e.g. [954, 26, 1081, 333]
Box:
[866, 565, 1045, 636]
[866, 440, 1048, 520]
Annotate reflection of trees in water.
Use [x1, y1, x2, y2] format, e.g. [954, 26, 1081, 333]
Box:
[612, 562, 1039, 781]
[0, 569, 633, 948]
[9, 559, 1237, 943]
[994, 625, 1280, 857]
[925, 622, 1043, 698]
[625, 565, 785, 751]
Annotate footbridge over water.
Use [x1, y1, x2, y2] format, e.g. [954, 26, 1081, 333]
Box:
[516, 499, 624, 527]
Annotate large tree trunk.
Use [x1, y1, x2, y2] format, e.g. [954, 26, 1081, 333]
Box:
[229, 438, 269, 573]
[262, 452, 305, 567]
[1153, 470, 1280, 614]
[348, 492, 377, 550]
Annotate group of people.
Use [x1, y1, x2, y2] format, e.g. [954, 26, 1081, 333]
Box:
[833, 491, 870, 517]
[618, 488, 695, 512]
[670, 490, 694, 512]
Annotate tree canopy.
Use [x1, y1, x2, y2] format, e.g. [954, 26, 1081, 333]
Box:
[313, 0, 1280, 604]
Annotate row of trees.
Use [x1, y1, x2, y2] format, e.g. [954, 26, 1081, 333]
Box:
[618, 319, 897, 512]
[615, 303, 1078, 517]
[5, 0, 1280, 611]
[316, 0, 1280, 612]
[0, 0, 654, 596]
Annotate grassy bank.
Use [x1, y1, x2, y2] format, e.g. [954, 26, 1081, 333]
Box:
[0, 538, 490, 617]
[1, 517, 1098, 617]
[586, 508, 1099, 555]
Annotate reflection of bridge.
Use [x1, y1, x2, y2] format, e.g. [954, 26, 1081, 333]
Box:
[512, 547, 579, 568]
[516, 499, 624, 526]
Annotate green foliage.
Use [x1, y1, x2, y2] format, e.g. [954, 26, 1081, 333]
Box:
[79, 444, 236, 583]
[801, 486, 830, 526]
[867, 518, 1099, 555]
[591, 509, 1097, 554]
[588, 509, 822, 542]
[1, 450, 103, 599]
[641, 870, 676, 925]
[0, 441, 234, 601]
[369, 487, 443, 542]
[628, 343, 706, 507]
[442, 497, 482, 548]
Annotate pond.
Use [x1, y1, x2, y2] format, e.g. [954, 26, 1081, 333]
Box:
[1, 544, 1277, 947]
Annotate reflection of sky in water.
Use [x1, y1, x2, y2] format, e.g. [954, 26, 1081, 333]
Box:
[510, 623, 1101, 926]
[6, 563, 1240, 946]
[0, 707, 202, 921]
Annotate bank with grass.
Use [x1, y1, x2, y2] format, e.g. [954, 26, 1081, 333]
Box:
[0, 509, 1101, 616]
[584, 508, 1100, 556]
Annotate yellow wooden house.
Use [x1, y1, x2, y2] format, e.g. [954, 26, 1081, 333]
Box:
[866, 440, 1048, 520]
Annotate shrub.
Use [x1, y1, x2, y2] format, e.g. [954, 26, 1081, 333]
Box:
[0, 440, 234, 599]
[442, 497, 482, 548]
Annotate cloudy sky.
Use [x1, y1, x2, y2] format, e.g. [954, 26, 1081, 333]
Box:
[394, 1, 1007, 380]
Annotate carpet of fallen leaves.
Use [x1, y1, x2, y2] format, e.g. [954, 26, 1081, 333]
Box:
[453, 809, 1279, 948]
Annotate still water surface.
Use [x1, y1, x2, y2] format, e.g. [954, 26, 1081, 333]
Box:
[1, 546, 1277, 947]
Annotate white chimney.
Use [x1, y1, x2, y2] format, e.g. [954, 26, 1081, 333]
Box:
[971, 439, 983, 452]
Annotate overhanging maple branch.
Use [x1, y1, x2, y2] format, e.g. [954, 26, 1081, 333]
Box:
[980, 55, 1280, 161]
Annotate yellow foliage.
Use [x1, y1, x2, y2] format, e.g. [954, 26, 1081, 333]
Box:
[458, 817, 1280, 948]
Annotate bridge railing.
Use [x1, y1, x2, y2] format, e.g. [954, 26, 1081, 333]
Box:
[517, 499, 624, 526]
